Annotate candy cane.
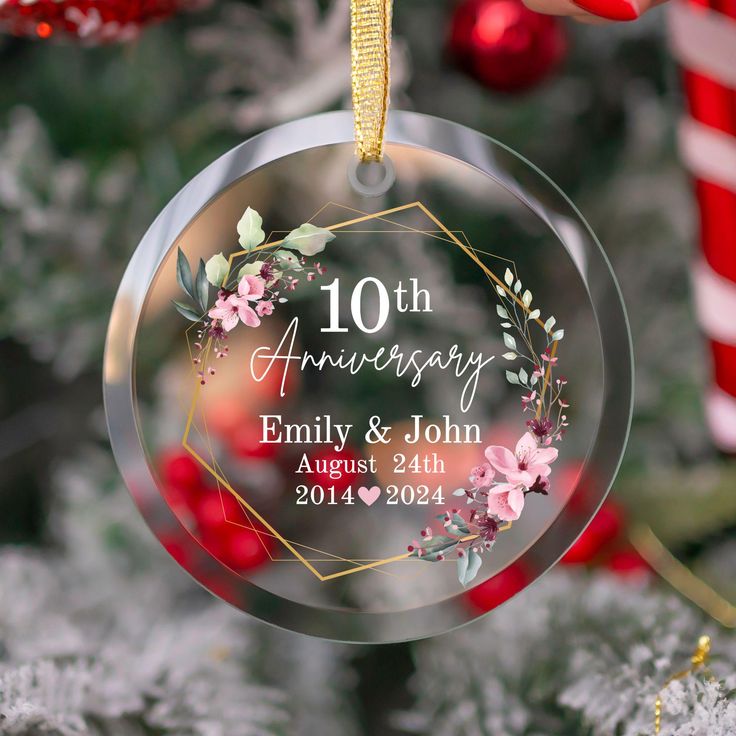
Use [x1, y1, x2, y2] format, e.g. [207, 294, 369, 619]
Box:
[668, 0, 736, 452]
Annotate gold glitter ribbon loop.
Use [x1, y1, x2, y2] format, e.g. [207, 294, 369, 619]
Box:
[350, 0, 392, 162]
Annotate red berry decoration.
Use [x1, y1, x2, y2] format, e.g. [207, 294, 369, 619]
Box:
[159, 449, 202, 496]
[561, 500, 624, 565]
[228, 419, 280, 461]
[0, 0, 201, 43]
[194, 489, 243, 529]
[200, 522, 272, 572]
[448, 0, 567, 93]
[606, 547, 651, 580]
[304, 445, 365, 493]
[465, 562, 529, 612]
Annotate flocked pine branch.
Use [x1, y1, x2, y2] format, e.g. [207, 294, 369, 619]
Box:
[0, 444, 358, 736]
[187, 0, 409, 133]
[395, 572, 736, 736]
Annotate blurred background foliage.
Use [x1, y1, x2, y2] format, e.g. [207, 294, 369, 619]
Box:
[0, 1, 734, 734]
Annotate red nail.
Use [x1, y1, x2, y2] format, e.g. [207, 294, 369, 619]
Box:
[572, 0, 640, 20]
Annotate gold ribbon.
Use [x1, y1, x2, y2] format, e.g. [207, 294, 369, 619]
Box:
[631, 524, 736, 629]
[350, 0, 392, 162]
[654, 635, 712, 734]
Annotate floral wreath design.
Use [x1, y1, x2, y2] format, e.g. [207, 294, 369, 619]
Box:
[407, 270, 570, 586]
[173, 206, 333, 382]
[174, 206, 569, 588]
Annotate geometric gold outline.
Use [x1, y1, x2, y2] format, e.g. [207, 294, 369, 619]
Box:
[181, 201, 555, 581]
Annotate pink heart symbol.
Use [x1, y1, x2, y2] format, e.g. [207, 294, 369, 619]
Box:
[358, 485, 381, 507]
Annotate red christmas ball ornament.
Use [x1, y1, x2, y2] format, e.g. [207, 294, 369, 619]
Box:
[448, 0, 567, 93]
[0, 0, 202, 43]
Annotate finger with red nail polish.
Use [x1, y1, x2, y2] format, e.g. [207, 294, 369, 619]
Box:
[522, 0, 668, 21]
[571, 0, 640, 20]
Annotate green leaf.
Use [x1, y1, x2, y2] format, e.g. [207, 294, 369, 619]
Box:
[496, 285, 506, 297]
[501, 322, 512, 328]
[176, 248, 195, 302]
[447, 512, 470, 535]
[413, 535, 458, 562]
[457, 552, 469, 584]
[504, 268, 514, 286]
[172, 300, 201, 322]
[421, 544, 458, 562]
[551, 329, 565, 342]
[452, 488, 468, 497]
[195, 259, 210, 313]
[514, 280, 522, 294]
[274, 249, 303, 271]
[519, 367, 528, 384]
[422, 534, 456, 550]
[283, 223, 335, 256]
[544, 316, 556, 333]
[528, 309, 541, 320]
[496, 304, 508, 319]
[522, 289, 532, 307]
[205, 252, 229, 287]
[458, 548, 482, 586]
[502, 352, 517, 361]
[237, 207, 265, 250]
[503, 333, 517, 351]
[506, 370, 520, 385]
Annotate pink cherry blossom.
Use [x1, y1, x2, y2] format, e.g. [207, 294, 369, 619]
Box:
[469, 462, 494, 489]
[540, 349, 558, 365]
[256, 300, 274, 317]
[485, 432, 558, 487]
[208, 294, 260, 331]
[487, 483, 525, 521]
[238, 274, 265, 301]
[207, 275, 266, 331]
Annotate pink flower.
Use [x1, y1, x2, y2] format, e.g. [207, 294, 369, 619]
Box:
[208, 276, 265, 331]
[487, 483, 525, 521]
[469, 462, 494, 489]
[541, 349, 558, 365]
[521, 390, 537, 410]
[208, 294, 260, 331]
[485, 432, 558, 487]
[256, 300, 274, 317]
[238, 274, 265, 301]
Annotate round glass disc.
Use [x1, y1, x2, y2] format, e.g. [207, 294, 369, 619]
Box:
[104, 110, 632, 643]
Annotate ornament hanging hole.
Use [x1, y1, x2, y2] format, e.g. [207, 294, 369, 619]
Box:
[347, 156, 395, 198]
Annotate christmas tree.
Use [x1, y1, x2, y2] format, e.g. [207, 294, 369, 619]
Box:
[1, 2, 734, 734]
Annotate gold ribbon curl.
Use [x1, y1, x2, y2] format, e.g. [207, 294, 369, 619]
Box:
[654, 635, 713, 734]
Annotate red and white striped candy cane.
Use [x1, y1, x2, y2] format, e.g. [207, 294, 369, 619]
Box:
[668, 0, 736, 452]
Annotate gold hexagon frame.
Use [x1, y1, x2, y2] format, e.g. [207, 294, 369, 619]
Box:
[180, 200, 555, 581]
